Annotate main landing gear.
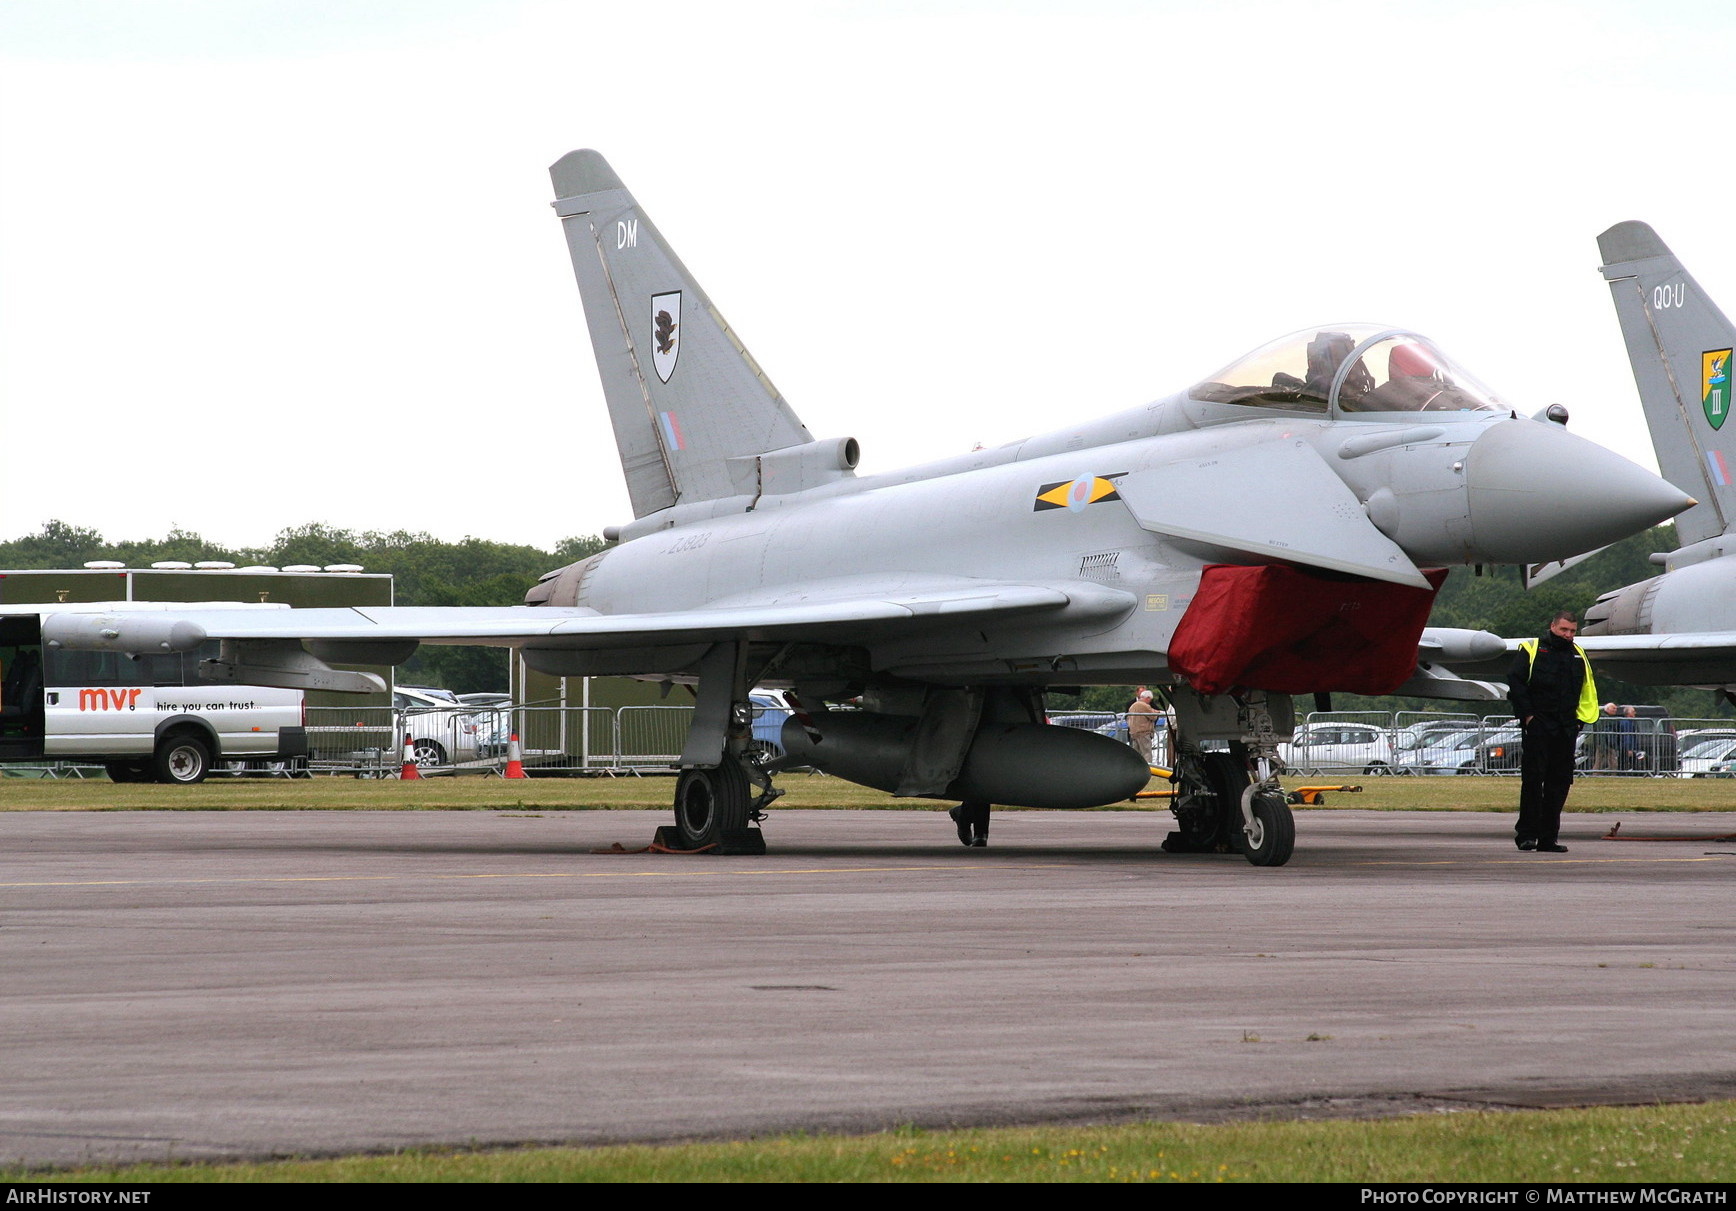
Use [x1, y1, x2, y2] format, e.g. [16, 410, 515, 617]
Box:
[673, 764, 750, 847]
[665, 755, 779, 854]
[1165, 748, 1294, 867]
[659, 645, 782, 854]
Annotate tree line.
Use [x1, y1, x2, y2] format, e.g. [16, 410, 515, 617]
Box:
[0, 520, 605, 693]
[2, 520, 1726, 718]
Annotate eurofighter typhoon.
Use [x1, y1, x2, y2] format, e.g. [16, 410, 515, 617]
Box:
[42, 152, 1692, 866]
[1564, 221, 1736, 697]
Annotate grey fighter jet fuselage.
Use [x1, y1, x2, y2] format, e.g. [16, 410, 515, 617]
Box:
[539, 364, 1678, 684]
[38, 153, 1691, 866]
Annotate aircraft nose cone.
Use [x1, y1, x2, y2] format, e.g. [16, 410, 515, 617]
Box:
[1464, 419, 1693, 563]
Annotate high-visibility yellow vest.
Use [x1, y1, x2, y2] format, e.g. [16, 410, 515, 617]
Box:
[1518, 639, 1599, 725]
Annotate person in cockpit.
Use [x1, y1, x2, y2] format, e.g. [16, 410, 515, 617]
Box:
[1364, 341, 1451, 411]
[1269, 330, 1375, 410]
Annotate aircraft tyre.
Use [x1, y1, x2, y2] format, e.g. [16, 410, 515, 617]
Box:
[154, 733, 211, 785]
[673, 762, 751, 850]
[1167, 751, 1244, 852]
[1237, 790, 1295, 867]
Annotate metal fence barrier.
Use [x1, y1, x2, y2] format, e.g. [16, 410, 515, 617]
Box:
[614, 705, 696, 771]
[1295, 710, 1729, 777]
[507, 705, 620, 773]
[306, 706, 399, 776]
[305, 703, 697, 776]
[0, 761, 104, 779]
[1048, 709, 1732, 779]
[36, 704, 1731, 780]
[1047, 711, 1173, 768]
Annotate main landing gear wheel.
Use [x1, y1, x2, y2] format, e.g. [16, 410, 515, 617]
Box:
[673, 762, 752, 850]
[1166, 751, 1245, 853]
[1236, 790, 1295, 867]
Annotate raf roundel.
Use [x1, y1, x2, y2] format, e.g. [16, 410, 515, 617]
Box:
[1032, 475, 1124, 512]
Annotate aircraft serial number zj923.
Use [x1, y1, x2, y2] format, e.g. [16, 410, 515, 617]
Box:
[42, 152, 1692, 865]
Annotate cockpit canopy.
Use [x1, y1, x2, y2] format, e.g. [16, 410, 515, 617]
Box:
[1189, 324, 1509, 417]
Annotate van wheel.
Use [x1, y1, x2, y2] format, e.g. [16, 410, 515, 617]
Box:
[105, 760, 151, 784]
[155, 735, 212, 785]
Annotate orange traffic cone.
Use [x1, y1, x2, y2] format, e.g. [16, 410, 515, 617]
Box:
[503, 733, 527, 779]
[399, 732, 422, 780]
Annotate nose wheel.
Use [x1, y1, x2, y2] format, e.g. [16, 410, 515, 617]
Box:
[1237, 788, 1295, 867]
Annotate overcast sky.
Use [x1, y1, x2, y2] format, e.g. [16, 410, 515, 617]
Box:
[3, 0, 1734, 552]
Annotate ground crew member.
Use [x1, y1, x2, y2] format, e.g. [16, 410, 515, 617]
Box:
[1506, 610, 1598, 853]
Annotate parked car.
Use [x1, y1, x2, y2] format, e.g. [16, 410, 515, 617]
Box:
[457, 692, 511, 710]
[1477, 707, 1680, 776]
[1051, 712, 1118, 732]
[399, 684, 464, 706]
[1392, 719, 1478, 752]
[1701, 753, 1736, 778]
[1277, 721, 1396, 775]
[1679, 736, 1736, 777]
[462, 695, 516, 759]
[1675, 728, 1736, 753]
[1389, 718, 1481, 773]
[395, 686, 480, 766]
[747, 689, 795, 759]
[1472, 724, 1526, 774]
[1048, 711, 1136, 745]
[1392, 723, 1502, 774]
[1093, 716, 1132, 745]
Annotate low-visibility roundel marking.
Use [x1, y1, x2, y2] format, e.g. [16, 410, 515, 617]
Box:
[1032, 474, 1125, 512]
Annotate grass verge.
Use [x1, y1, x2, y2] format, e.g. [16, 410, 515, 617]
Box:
[6, 1102, 1731, 1183]
[3, 772, 1735, 812]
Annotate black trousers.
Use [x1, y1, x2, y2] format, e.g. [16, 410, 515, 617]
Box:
[1517, 720, 1576, 845]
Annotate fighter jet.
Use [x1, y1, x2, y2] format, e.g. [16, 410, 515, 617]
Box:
[41, 153, 1690, 865]
[1571, 221, 1736, 697]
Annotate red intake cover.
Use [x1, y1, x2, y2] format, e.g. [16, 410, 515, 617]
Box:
[1168, 564, 1447, 696]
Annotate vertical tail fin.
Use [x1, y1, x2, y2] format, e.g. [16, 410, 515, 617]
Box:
[1598, 221, 1733, 544]
[550, 150, 816, 519]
